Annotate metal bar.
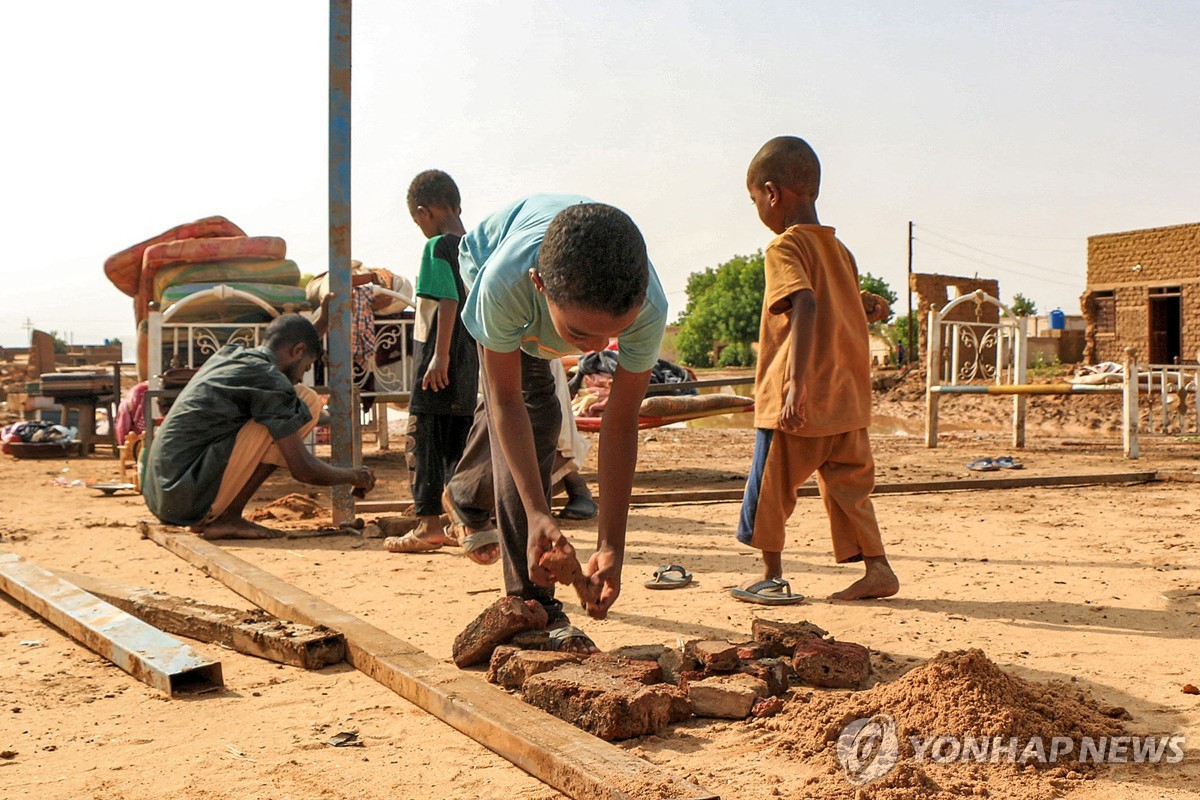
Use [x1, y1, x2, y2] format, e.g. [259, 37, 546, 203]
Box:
[930, 384, 1122, 395]
[0, 553, 222, 695]
[643, 376, 756, 395]
[327, 0, 355, 525]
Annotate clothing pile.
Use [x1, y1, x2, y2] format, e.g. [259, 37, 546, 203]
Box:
[569, 351, 698, 418]
[1, 420, 77, 453]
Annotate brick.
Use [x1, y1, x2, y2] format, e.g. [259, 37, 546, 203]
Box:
[738, 658, 791, 696]
[791, 639, 871, 689]
[485, 645, 521, 684]
[452, 596, 549, 668]
[751, 695, 786, 718]
[751, 618, 828, 650]
[586, 653, 662, 684]
[688, 674, 769, 719]
[509, 629, 551, 650]
[658, 647, 699, 685]
[610, 644, 668, 662]
[735, 640, 792, 661]
[522, 663, 686, 740]
[494, 650, 584, 690]
[685, 640, 740, 672]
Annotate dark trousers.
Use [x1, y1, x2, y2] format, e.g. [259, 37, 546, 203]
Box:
[447, 350, 563, 621]
[405, 413, 472, 517]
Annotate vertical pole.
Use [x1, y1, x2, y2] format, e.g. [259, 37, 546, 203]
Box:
[328, 0, 355, 525]
[1123, 348, 1139, 459]
[906, 220, 914, 363]
[924, 308, 941, 448]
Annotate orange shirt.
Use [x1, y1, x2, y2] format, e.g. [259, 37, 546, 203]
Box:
[754, 225, 871, 435]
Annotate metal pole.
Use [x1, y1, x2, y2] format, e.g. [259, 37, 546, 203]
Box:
[906, 220, 914, 363]
[328, 0, 354, 525]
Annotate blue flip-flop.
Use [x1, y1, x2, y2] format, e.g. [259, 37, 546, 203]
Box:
[966, 458, 1000, 472]
[730, 577, 805, 605]
[995, 456, 1024, 470]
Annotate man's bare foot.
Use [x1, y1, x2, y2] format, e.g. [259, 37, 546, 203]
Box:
[194, 518, 286, 540]
[830, 558, 899, 600]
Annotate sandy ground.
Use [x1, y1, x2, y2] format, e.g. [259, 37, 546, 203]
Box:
[1, 384, 1199, 799]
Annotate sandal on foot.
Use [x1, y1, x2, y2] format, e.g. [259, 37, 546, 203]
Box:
[644, 564, 693, 589]
[384, 532, 444, 553]
[460, 528, 501, 565]
[730, 577, 805, 605]
[966, 458, 1000, 472]
[556, 495, 598, 521]
[548, 624, 598, 653]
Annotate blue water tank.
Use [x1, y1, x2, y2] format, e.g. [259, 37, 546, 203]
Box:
[1049, 309, 1065, 330]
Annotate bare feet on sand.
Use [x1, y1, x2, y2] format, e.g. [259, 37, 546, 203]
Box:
[193, 518, 286, 540]
[830, 557, 900, 601]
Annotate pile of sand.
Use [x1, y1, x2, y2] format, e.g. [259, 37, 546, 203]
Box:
[247, 492, 325, 523]
[763, 649, 1127, 799]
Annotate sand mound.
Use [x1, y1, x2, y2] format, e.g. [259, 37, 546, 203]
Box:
[247, 492, 325, 522]
[764, 649, 1127, 799]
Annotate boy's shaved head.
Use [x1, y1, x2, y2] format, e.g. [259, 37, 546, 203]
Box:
[407, 169, 461, 215]
[747, 136, 821, 197]
[537, 203, 648, 317]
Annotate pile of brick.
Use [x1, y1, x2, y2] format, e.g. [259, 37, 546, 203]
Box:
[452, 598, 874, 741]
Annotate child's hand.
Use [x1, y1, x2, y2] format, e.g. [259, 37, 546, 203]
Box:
[527, 512, 569, 588]
[779, 381, 808, 432]
[421, 354, 449, 391]
[584, 548, 622, 620]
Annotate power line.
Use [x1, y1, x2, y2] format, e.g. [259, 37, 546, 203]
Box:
[914, 239, 1082, 289]
[916, 227, 1083, 278]
[916, 223, 1089, 242]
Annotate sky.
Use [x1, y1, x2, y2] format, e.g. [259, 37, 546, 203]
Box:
[4, 1, 1199, 358]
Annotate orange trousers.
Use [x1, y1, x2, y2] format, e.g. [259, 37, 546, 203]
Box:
[736, 427, 885, 562]
[202, 384, 323, 524]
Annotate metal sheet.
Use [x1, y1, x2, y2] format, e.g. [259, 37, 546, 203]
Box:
[0, 553, 222, 695]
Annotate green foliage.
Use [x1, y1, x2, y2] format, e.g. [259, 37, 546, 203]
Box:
[859, 272, 897, 306]
[877, 312, 919, 364]
[47, 330, 69, 355]
[1010, 293, 1037, 317]
[108, 337, 123, 347]
[674, 251, 765, 367]
[1028, 353, 1062, 380]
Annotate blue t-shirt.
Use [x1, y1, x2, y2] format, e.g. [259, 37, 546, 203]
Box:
[458, 193, 668, 374]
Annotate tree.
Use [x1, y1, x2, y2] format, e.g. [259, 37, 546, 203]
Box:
[858, 272, 897, 324]
[877, 311, 919, 365]
[674, 251, 765, 367]
[1009, 293, 1037, 317]
[47, 330, 69, 355]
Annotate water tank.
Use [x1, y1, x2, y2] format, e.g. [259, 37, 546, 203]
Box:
[1049, 309, 1065, 330]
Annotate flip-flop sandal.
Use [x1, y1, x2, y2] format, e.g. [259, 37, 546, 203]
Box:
[547, 624, 598, 653]
[460, 528, 501, 565]
[644, 564, 693, 589]
[556, 495, 598, 520]
[730, 577, 805, 606]
[384, 532, 444, 553]
[995, 456, 1024, 470]
[966, 458, 1000, 472]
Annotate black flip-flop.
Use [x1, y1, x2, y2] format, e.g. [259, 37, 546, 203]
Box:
[556, 495, 598, 520]
[547, 624, 598, 653]
[644, 564, 693, 589]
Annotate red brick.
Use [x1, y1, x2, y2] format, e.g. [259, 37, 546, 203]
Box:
[751, 695, 786, 718]
[688, 674, 769, 719]
[586, 653, 662, 684]
[658, 647, 700, 685]
[494, 650, 584, 690]
[452, 596, 549, 668]
[485, 645, 521, 684]
[791, 639, 871, 689]
[685, 640, 740, 672]
[751, 618, 828, 650]
[738, 658, 791, 696]
[735, 640, 792, 661]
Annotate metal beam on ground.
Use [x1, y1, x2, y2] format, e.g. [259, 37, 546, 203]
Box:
[0, 553, 222, 695]
[139, 524, 717, 800]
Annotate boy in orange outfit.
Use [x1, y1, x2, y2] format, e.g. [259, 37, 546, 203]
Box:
[733, 136, 899, 604]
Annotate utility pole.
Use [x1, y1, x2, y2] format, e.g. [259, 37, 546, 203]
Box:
[906, 221, 914, 363]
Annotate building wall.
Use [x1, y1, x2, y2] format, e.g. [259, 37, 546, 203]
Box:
[908, 273, 1001, 359]
[1083, 222, 1200, 364]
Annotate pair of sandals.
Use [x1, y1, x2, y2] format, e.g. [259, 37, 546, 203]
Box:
[644, 565, 806, 606]
[966, 456, 1025, 472]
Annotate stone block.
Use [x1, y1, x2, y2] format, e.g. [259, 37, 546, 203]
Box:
[751, 695, 786, 718]
[485, 645, 521, 684]
[658, 647, 700, 685]
[610, 644, 668, 662]
[688, 674, 770, 719]
[791, 639, 871, 689]
[452, 596, 549, 668]
[522, 663, 686, 740]
[751, 618, 828, 650]
[738, 657, 790, 696]
[587, 653, 662, 684]
[735, 640, 792, 661]
[509, 629, 551, 650]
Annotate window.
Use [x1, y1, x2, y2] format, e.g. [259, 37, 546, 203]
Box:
[1093, 291, 1115, 334]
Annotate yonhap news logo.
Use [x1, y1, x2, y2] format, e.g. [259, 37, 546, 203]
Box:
[836, 715, 1185, 786]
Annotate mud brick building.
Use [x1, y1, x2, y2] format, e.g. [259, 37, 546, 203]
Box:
[909, 273, 1001, 359]
[1082, 222, 1200, 365]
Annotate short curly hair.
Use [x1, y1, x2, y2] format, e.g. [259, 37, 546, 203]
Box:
[264, 313, 323, 359]
[406, 170, 461, 216]
[536, 203, 648, 317]
[747, 136, 821, 198]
